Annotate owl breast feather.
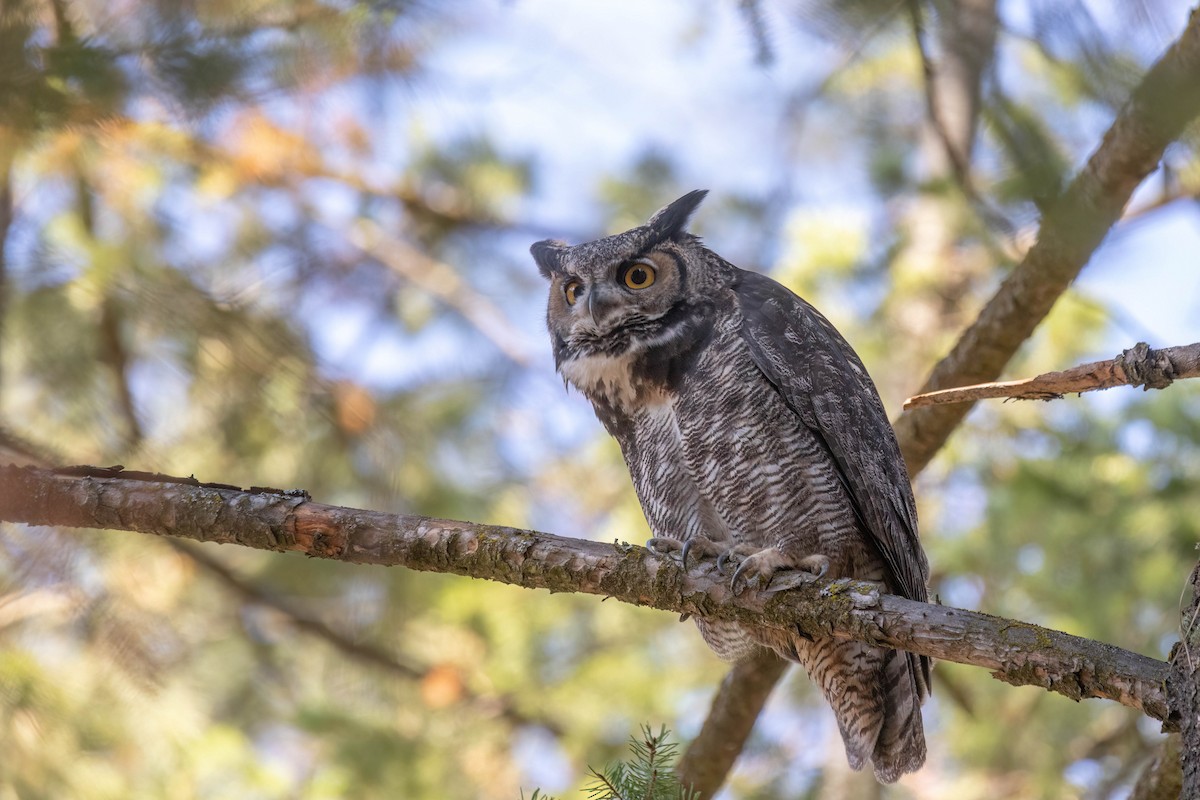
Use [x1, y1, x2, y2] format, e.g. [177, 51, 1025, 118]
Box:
[558, 351, 644, 408]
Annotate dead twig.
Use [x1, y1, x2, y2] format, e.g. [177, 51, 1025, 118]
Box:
[904, 341, 1200, 408]
[893, 6, 1200, 475]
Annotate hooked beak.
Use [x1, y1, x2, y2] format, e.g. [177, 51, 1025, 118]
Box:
[585, 283, 621, 329]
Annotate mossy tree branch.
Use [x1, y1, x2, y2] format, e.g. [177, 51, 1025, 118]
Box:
[0, 464, 1172, 728]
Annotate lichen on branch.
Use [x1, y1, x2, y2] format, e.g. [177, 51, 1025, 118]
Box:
[0, 464, 1172, 728]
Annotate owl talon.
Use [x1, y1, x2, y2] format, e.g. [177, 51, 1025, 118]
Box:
[730, 560, 761, 595]
[804, 554, 831, 579]
[645, 537, 681, 557]
[680, 538, 697, 570]
[645, 536, 721, 572]
[727, 550, 830, 595]
[679, 536, 724, 570]
[765, 555, 831, 592]
[715, 543, 756, 574]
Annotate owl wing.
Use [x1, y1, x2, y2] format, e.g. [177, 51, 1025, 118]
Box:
[733, 269, 928, 606]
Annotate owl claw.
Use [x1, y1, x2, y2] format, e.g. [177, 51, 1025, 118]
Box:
[799, 553, 831, 579]
[715, 543, 757, 575]
[729, 559, 760, 595]
[680, 536, 723, 570]
[727, 550, 830, 595]
[645, 537, 681, 557]
[765, 555, 831, 592]
[648, 536, 726, 571]
[680, 538, 697, 570]
[648, 537, 729, 575]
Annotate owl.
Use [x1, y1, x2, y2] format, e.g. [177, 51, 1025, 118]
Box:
[532, 191, 930, 783]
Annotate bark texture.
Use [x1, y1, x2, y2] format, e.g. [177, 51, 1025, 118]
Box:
[0, 464, 1172, 726]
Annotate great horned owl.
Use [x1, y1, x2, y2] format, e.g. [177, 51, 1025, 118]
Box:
[532, 191, 930, 783]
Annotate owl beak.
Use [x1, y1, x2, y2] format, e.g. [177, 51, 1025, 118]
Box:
[586, 283, 620, 329]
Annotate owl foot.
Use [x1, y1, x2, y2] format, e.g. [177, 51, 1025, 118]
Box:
[722, 548, 830, 595]
[645, 537, 680, 557]
[645, 535, 725, 571]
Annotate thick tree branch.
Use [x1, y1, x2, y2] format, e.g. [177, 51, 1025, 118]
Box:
[904, 341, 1200, 408]
[0, 465, 1171, 728]
[893, 5, 1200, 477]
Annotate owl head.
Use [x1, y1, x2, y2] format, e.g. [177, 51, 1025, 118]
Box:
[532, 190, 727, 367]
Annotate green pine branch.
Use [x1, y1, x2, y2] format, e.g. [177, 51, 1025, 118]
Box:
[525, 726, 698, 800]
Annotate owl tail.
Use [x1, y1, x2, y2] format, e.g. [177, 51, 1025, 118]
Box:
[868, 648, 927, 782]
[795, 637, 927, 783]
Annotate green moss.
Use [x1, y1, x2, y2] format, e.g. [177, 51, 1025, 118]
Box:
[1000, 621, 1055, 650]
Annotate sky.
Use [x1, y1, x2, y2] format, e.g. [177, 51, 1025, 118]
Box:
[365, 0, 1200, 385]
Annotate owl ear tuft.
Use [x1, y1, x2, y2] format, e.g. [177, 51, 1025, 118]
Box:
[647, 190, 708, 241]
[531, 240, 567, 278]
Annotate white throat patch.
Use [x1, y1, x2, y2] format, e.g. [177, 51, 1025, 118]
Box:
[559, 351, 641, 407]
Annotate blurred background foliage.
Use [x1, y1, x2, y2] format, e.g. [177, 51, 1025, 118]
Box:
[0, 0, 1198, 798]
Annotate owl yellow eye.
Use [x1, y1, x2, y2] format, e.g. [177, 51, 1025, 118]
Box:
[564, 280, 583, 306]
[622, 263, 656, 290]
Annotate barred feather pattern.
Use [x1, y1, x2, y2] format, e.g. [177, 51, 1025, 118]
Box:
[534, 192, 929, 783]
